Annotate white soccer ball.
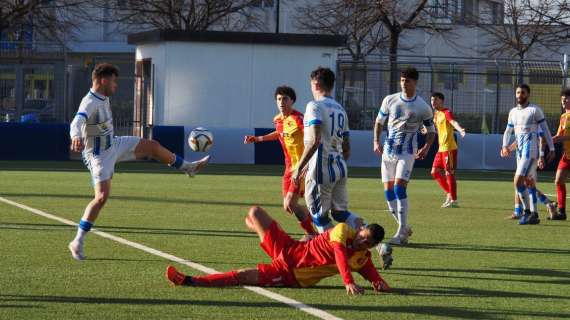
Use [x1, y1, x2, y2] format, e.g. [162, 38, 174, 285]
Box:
[188, 127, 214, 152]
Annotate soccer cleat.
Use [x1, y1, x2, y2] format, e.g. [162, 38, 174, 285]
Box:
[68, 241, 85, 261]
[527, 213, 540, 225]
[376, 243, 394, 270]
[550, 212, 567, 220]
[442, 200, 459, 208]
[546, 202, 558, 219]
[387, 234, 408, 245]
[185, 155, 210, 178]
[441, 199, 451, 208]
[166, 265, 190, 286]
[518, 210, 531, 225]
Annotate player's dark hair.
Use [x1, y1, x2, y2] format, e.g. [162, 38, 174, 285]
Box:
[561, 87, 570, 97]
[92, 63, 119, 80]
[516, 83, 531, 94]
[310, 67, 335, 92]
[367, 224, 385, 246]
[274, 86, 296, 102]
[431, 92, 445, 101]
[400, 67, 419, 80]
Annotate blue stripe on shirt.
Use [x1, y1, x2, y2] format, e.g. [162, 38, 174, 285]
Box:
[308, 119, 322, 126]
[77, 112, 88, 120]
[94, 137, 101, 155]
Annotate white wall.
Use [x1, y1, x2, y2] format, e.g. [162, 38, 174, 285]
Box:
[137, 41, 337, 128]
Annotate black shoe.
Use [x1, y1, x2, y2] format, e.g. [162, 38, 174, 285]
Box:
[527, 213, 540, 225]
[551, 212, 567, 220]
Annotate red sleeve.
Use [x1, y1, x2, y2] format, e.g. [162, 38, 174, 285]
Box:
[332, 243, 354, 285]
[444, 110, 455, 122]
[357, 256, 382, 283]
[294, 113, 304, 133]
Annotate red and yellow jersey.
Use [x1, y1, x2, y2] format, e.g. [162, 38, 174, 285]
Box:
[434, 108, 458, 152]
[274, 110, 304, 170]
[556, 112, 570, 158]
[286, 223, 381, 287]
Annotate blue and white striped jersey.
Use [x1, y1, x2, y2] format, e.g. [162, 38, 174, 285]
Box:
[70, 90, 114, 155]
[376, 92, 434, 155]
[304, 96, 349, 184]
[503, 103, 553, 159]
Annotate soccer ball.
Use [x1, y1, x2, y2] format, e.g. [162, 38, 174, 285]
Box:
[188, 127, 214, 152]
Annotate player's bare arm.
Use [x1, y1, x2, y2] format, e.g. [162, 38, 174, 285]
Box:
[450, 120, 466, 137]
[244, 131, 279, 144]
[416, 132, 435, 160]
[373, 121, 383, 155]
[292, 124, 321, 184]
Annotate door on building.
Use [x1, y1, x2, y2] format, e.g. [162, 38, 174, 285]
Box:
[134, 59, 153, 137]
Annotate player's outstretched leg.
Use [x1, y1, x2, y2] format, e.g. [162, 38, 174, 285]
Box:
[69, 180, 111, 260]
[383, 183, 398, 223]
[166, 265, 259, 287]
[134, 139, 209, 177]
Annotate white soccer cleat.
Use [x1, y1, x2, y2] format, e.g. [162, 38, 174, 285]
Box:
[68, 241, 85, 261]
[376, 243, 394, 270]
[387, 235, 408, 245]
[546, 202, 557, 219]
[441, 199, 451, 208]
[442, 200, 459, 208]
[185, 155, 210, 177]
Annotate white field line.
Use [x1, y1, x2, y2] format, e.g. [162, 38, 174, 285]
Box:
[543, 193, 570, 199]
[0, 196, 343, 320]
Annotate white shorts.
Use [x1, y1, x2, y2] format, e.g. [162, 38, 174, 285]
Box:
[381, 153, 415, 182]
[305, 177, 349, 222]
[83, 136, 140, 184]
[515, 157, 537, 178]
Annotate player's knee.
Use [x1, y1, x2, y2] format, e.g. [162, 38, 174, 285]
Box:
[248, 206, 264, 221]
[93, 193, 108, 206]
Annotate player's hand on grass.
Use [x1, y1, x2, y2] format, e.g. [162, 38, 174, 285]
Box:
[373, 141, 383, 156]
[71, 136, 84, 152]
[372, 279, 391, 293]
[244, 135, 257, 144]
[500, 147, 511, 158]
[345, 283, 364, 295]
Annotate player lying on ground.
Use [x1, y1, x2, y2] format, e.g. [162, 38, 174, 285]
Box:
[68, 63, 210, 261]
[244, 86, 315, 235]
[166, 206, 391, 295]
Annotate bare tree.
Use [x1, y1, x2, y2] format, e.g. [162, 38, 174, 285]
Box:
[295, 0, 389, 62]
[475, 0, 570, 81]
[0, 0, 86, 44]
[87, 0, 265, 33]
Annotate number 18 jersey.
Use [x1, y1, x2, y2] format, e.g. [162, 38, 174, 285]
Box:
[303, 96, 349, 184]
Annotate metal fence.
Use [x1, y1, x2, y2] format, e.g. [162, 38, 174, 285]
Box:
[336, 54, 569, 133]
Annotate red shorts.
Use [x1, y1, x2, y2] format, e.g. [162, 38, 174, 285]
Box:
[558, 155, 570, 170]
[282, 171, 304, 198]
[257, 221, 299, 287]
[433, 150, 458, 171]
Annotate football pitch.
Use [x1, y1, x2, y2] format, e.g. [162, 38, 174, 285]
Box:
[0, 161, 568, 320]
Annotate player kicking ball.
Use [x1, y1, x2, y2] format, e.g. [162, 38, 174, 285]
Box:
[244, 86, 316, 236]
[500, 84, 555, 225]
[68, 63, 209, 260]
[166, 206, 391, 295]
